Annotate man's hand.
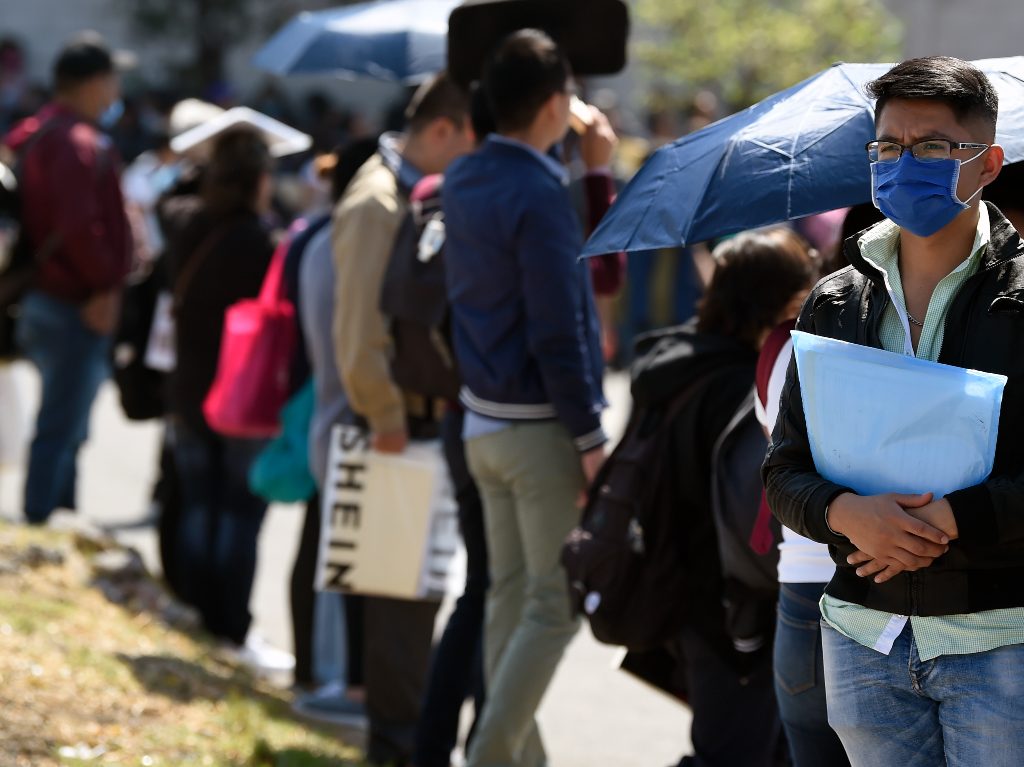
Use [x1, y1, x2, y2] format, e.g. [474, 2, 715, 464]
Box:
[848, 497, 957, 583]
[827, 492, 949, 584]
[580, 107, 618, 171]
[372, 428, 408, 454]
[905, 497, 958, 540]
[578, 446, 606, 507]
[81, 290, 122, 336]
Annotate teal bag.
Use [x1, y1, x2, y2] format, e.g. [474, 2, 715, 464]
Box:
[248, 381, 316, 503]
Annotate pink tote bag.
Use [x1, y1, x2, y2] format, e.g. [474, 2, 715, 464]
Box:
[203, 238, 296, 438]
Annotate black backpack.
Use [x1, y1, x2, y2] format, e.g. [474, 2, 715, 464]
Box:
[561, 378, 705, 651]
[0, 155, 36, 360]
[711, 390, 781, 652]
[111, 259, 169, 421]
[0, 117, 73, 360]
[379, 175, 461, 402]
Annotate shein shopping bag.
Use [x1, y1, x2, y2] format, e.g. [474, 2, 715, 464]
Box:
[315, 424, 460, 601]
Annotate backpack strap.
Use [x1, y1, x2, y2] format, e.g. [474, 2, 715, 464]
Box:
[13, 115, 77, 266]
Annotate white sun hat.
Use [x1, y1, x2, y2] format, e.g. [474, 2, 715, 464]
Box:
[170, 106, 313, 159]
[168, 98, 226, 139]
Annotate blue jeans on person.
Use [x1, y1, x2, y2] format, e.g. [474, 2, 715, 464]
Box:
[414, 408, 488, 767]
[170, 419, 268, 645]
[312, 590, 347, 687]
[823, 619, 1024, 766]
[774, 583, 850, 767]
[16, 291, 112, 524]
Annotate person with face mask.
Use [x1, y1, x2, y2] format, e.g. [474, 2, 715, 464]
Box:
[4, 32, 133, 525]
[764, 57, 1024, 766]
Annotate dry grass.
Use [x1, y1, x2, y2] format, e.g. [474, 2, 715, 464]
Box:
[0, 522, 364, 767]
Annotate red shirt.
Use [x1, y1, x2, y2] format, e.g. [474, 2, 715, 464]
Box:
[6, 103, 132, 303]
[582, 171, 626, 297]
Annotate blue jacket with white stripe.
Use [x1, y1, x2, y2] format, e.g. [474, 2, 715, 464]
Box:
[443, 136, 607, 451]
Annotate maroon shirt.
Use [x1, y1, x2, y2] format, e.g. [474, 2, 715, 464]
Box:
[6, 103, 132, 303]
[582, 171, 626, 297]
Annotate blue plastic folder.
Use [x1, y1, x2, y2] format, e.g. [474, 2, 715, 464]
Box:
[791, 331, 1007, 498]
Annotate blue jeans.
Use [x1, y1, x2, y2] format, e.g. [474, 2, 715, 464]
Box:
[170, 419, 267, 644]
[16, 291, 111, 524]
[823, 620, 1024, 766]
[312, 590, 347, 687]
[774, 583, 850, 767]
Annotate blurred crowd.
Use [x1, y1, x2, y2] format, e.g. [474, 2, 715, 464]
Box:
[0, 28, 875, 767]
[8, 23, 1024, 767]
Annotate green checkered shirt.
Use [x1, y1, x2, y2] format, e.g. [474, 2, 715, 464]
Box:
[820, 204, 1024, 661]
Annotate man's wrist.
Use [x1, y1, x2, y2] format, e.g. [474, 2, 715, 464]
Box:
[825, 496, 850, 538]
[573, 426, 607, 453]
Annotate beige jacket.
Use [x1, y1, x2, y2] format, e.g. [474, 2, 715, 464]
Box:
[331, 153, 408, 434]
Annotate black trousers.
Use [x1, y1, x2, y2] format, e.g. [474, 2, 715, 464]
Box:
[364, 596, 439, 766]
[291, 492, 366, 688]
[156, 431, 185, 600]
[676, 626, 786, 767]
[413, 409, 489, 767]
[290, 494, 321, 687]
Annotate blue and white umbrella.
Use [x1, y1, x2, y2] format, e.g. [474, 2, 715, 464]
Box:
[253, 0, 460, 83]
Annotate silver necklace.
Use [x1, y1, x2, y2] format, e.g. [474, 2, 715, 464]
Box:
[906, 310, 925, 328]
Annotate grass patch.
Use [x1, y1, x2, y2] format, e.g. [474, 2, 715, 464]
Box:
[0, 522, 364, 767]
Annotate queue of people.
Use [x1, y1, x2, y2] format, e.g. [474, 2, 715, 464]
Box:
[6, 25, 1024, 767]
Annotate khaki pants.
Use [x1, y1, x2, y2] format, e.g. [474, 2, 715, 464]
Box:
[465, 421, 584, 767]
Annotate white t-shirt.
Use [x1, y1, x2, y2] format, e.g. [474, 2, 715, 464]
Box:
[757, 338, 835, 584]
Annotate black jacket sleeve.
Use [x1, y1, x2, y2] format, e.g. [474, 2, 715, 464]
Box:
[947, 456, 1024, 546]
[761, 293, 854, 546]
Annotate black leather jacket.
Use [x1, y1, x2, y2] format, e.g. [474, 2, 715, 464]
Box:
[763, 202, 1024, 616]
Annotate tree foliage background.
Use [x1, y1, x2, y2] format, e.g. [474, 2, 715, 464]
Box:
[635, 0, 903, 112]
[119, 0, 349, 91]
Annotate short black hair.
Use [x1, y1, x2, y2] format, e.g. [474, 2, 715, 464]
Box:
[867, 56, 998, 137]
[331, 136, 380, 203]
[482, 29, 570, 133]
[469, 82, 496, 142]
[54, 32, 114, 92]
[404, 71, 470, 134]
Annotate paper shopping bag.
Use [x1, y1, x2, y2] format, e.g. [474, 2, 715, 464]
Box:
[315, 424, 460, 601]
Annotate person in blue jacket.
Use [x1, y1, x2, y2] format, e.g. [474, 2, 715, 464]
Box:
[443, 29, 607, 767]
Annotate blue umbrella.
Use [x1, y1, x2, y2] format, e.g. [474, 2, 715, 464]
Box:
[252, 0, 460, 82]
[583, 57, 1024, 256]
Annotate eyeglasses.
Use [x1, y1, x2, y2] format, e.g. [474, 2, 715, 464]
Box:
[866, 139, 990, 163]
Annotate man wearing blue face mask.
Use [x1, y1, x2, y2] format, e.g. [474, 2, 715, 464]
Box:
[5, 32, 133, 524]
[765, 56, 1024, 766]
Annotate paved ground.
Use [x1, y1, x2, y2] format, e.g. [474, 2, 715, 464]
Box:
[0, 365, 692, 766]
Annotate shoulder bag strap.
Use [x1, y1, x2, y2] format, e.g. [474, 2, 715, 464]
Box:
[172, 219, 240, 313]
[15, 116, 77, 266]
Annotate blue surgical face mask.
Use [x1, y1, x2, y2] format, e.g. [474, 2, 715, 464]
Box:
[870, 149, 985, 238]
[98, 98, 124, 130]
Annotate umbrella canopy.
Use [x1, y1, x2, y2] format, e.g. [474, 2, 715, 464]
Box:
[447, 0, 629, 88]
[253, 0, 459, 82]
[583, 57, 1024, 256]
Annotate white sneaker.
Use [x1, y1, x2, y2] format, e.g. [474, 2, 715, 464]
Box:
[225, 634, 296, 675]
